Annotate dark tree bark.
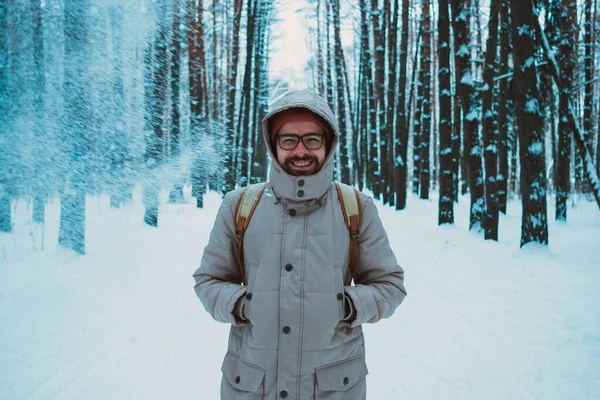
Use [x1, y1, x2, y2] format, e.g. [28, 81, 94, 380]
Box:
[355, 0, 370, 190]
[438, 0, 453, 224]
[188, 0, 208, 121]
[144, 0, 170, 227]
[482, 0, 500, 240]
[250, 0, 271, 183]
[237, 0, 257, 187]
[367, 3, 378, 194]
[109, 4, 129, 209]
[583, 0, 595, 178]
[59, 0, 92, 253]
[556, 0, 577, 221]
[386, 0, 399, 206]
[373, 0, 386, 200]
[188, 0, 209, 207]
[497, 0, 510, 214]
[419, 0, 431, 200]
[534, 3, 600, 211]
[225, 0, 243, 193]
[511, 0, 548, 246]
[394, 0, 410, 210]
[413, 61, 424, 195]
[452, 0, 485, 230]
[169, 0, 185, 204]
[32, 0, 47, 223]
[0, 0, 10, 232]
[331, 0, 351, 183]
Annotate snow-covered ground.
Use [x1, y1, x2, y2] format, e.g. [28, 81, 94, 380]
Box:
[1, 187, 599, 399]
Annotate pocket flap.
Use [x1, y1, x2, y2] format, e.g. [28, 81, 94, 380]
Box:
[221, 352, 265, 392]
[315, 354, 369, 391]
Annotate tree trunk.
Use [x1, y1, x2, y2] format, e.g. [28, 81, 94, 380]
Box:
[373, 0, 386, 201]
[188, 0, 209, 207]
[556, 0, 577, 221]
[497, 0, 510, 214]
[413, 63, 423, 195]
[31, 0, 47, 223]
[438, 0, 453, 224]
[169, 0, 184, 204]
[0, 0, 8, 232]
[331, 0, 351, 183]
[250, 1, 271, 183]
[237, 0, 257, 187]
[481, 0, 500, 240]
[511, 0, 548, 246]
[225, 0, 243, 193]
[419, 0, 431, 200]
[533, 4, 600, 211]
[144, 0, 170, 227]
[583, 0, 595, 195]
[452, 0, 485, 230]
[395, 0, 410, 210]
[386, 0, 399, 206]
[59, 0, 92, 253]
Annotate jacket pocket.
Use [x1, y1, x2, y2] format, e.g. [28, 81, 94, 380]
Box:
[220, 351, 265, 399]
[314, 354, 368, 399]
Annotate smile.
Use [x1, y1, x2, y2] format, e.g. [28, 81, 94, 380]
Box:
[292, 161, 312, 168]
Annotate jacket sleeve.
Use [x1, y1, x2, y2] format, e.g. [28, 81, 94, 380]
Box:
[192, 192, 248, 326]
[344, 196, 407, 328]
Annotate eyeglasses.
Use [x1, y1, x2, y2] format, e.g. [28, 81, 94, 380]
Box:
[277, 134, 325, 151]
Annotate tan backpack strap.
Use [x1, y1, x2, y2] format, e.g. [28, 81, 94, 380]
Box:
[234, 182, 267, 285]
[335, 183, 362, 284]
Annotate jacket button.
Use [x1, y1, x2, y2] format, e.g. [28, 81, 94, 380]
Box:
[297, 190, 304, 197]
[235, 376, 240, 384]
[337, 293, 343, 300]
[245, 293, 253, 300]
[282, 326, 291, 334]
[280, 390, 288, 398]
[343, 377, 349, 385]
[288, 209, 296, 216]
[285, 264, 293, 272]
[298, 179, 305, 187]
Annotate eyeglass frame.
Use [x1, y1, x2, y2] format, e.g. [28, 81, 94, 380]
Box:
[276, 133, 326, 151]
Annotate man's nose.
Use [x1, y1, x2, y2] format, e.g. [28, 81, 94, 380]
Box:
[293, 141, 309, 156]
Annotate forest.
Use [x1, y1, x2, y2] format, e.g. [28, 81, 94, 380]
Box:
[1, 0, 599, 254]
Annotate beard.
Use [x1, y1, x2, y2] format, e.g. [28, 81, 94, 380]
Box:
[282, 155, 322, 176]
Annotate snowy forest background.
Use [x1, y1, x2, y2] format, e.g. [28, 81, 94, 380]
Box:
[1, 0, 600, 255]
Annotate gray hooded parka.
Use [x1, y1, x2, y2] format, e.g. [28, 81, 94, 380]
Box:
[193, 90, 406, 400]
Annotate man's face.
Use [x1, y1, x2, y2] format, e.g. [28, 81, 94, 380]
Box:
[275, 120, 327, 176]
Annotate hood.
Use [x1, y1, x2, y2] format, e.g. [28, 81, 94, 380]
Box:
[261, 89, 340, 201]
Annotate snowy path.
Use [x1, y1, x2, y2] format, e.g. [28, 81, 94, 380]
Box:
[1, 191, 599, 399]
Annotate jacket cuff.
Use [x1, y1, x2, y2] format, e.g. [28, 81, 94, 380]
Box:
[341, 294, 355, 322]
[226, 287, 248, 326]
[343, 286, 370, 328]
[234, 296, 248, 321]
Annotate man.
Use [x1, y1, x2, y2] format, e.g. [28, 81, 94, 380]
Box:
[193, 89, 406, 399]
